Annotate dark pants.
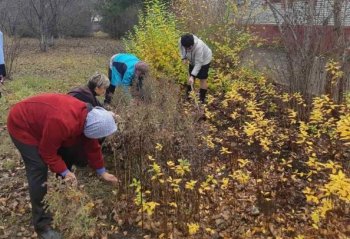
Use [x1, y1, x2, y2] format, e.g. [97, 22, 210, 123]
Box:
[10, 136, 52, 232]
[10, 136, 88, 232]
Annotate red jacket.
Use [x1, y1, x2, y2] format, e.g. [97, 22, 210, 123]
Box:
[7, 93, 104, 174]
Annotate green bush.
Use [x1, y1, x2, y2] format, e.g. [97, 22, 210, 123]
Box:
[124, 0, 186, 83]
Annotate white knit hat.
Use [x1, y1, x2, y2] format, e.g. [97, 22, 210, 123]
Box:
[84, 107, 117, 139]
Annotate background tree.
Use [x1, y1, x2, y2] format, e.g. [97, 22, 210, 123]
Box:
[0, 0, 23, 78]
[59, 0, 98, 37]
[266, 0, 350, 107]
[0, 0, 24, 36]
[98, 0, 142, 38]
[22, 0, 74, 51]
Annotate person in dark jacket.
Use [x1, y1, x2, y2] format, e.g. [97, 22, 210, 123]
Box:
[105, 53, 149, 104]
[68, 73, 110, 107]
[7, 93, 119, 239]
[67, 73, 110, 156]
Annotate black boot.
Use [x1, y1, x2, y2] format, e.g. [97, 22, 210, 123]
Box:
[199, 88, 207, 104]
[185, 84, 192, 100]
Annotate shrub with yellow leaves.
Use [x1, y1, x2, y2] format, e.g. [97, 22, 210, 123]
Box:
[337, 113, 350, 144]
[322, 170, 350, 203]
[124, 0, 186, 82]
[325, 59, 344, 86]
[105, 1, 350, 237]
[204, 52, 350, 237]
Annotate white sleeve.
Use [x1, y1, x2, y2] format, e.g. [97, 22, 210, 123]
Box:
[191, 45, 204, 76]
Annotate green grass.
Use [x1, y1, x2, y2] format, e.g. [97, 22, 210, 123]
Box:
[0, 37, 121, 159]
[2, 158, 16, 171]
[0, 37, 121, 125]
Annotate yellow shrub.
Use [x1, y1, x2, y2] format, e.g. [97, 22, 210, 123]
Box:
[124, 0, 186, 82]
[337, 113, 350, 144]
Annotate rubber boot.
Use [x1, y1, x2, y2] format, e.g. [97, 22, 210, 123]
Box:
[185, 84, 192, 100]
[199, 88, 207, 104]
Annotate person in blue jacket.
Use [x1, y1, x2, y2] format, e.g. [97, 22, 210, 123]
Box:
[105, 53, 149, 104]
[0, 31, 6, 98]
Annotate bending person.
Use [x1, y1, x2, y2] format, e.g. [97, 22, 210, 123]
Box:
[68, 73, 110, 107]
[7, 93, 118, 239]
[0, 30, 6, 82]
[105, 53, 148, 104]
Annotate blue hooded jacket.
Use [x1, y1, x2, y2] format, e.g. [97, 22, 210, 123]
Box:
[0, 31, 6, 77]
[109, 53, 140, 87]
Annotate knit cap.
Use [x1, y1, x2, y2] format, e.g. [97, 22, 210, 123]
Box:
[84, 107, 117, 139]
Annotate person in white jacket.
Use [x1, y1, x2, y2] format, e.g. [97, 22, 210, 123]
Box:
[179, 33, 212, 104]
[0, 31, 6, 83]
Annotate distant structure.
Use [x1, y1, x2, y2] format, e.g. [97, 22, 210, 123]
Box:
[247, 0, 350, 48]
[92, 15, 102, 32]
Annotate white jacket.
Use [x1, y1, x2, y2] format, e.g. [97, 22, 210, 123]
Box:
[179, 35, 212, 77]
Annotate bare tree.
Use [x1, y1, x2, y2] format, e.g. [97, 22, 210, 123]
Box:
[266, 0, 349, 106]
[23, 0, 73, 51]
[0, 0, 23, 79]
[0, 0, 23, 35]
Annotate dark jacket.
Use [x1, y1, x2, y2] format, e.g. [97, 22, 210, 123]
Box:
[68, 86, 102, 107]
[7, 93, 104, 174]
[0, 64, 5, 77]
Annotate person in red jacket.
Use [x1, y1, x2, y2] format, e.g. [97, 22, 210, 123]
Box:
[7, 93, 119, 239]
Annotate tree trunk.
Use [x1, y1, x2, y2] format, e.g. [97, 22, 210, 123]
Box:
[39, 18, 48, 52]
[333, 0, 346, 103]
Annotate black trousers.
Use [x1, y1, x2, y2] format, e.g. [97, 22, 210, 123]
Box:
[10, 136, 52, 232]
[10, 136, 88, 232]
